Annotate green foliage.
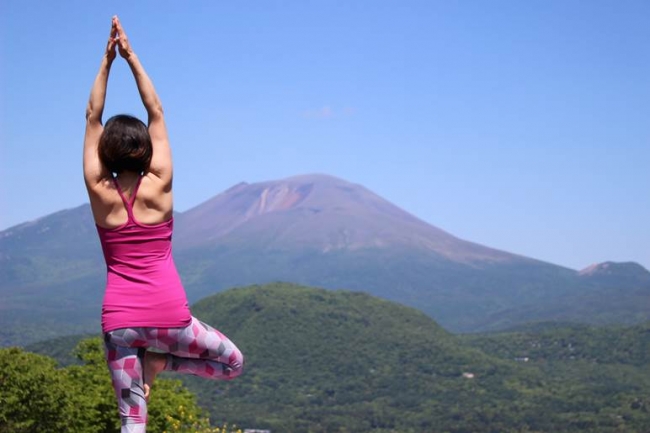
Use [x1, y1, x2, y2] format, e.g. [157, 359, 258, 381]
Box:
[461, 321, 650, 366]
[0, 348, 88, 432]
[1, 338, 213, 433]
[13, 284, 650, 432]
[177, 283, 650, 433]
[460, 321, 650, 432]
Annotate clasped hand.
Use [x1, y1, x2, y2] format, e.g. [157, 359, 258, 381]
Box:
[105, 16, 132, 61]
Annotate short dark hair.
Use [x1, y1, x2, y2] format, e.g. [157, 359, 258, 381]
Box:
[98, 114, 152, 173]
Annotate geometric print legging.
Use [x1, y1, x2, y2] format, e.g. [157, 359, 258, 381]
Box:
[104, 316, 244, 433]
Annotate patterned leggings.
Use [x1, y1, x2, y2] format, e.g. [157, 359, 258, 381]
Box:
[104, 317, 244, 433]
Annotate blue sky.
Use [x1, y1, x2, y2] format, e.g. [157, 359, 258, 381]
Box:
[1, 1, 648, 270]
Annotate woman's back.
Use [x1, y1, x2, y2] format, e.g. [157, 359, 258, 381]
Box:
[88, 171, 173, 229]
[93, 171, 189, 333]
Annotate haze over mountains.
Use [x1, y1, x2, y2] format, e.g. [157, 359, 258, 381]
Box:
[1, 174, 648, 344]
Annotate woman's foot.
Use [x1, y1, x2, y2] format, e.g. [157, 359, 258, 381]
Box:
[143, 351, 167, 400]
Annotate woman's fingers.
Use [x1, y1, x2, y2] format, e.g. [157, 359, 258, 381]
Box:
[105, 37, 116, 60]
[112, 15, 125, 45]
[112, 15, 133, 58]
[104, 16, 117, 59]
[114, 15, 126, 38]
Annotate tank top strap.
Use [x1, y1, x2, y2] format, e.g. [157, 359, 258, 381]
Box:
[112, 175, 143, 222]
[130, 175, 143, 206]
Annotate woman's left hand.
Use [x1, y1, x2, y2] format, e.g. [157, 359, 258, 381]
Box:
[105, 18, 117, 61]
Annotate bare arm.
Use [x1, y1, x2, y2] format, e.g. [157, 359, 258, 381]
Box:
[83, 21, 117, 187]
[114, 17, 172, 182]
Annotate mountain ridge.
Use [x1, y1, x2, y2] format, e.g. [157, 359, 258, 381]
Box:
[175, 174, 546, 265]
[1, 173, 648, 342]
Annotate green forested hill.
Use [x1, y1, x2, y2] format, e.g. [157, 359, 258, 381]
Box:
[459, 322, 650, 432]
[460, 321, 650, 366]
[24, 283, 650, 432]
[178, 283, 650, 433]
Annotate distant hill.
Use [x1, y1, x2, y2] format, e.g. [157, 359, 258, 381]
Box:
[1, 174, 649, 345]
[579, 261, 650, 287]
[462, 320, 650, 367]
[0, 204, 104, 345]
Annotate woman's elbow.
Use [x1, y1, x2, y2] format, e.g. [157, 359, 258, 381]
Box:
[85, 105, 101, 124]
[150, 104, 164, 121]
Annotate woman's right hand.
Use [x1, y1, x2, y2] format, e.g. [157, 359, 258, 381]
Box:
[113, 16, 134, 59]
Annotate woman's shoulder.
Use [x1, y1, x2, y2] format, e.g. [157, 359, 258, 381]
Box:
[139, 171, 173, 197]
[86, 175, 118, 205]
[135, 173, 174, 219]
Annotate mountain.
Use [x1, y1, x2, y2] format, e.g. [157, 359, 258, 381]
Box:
[472, 262, 650, 331]
[0, 205, 105, 344]
[174, 174, 519, 262]
[1, 174, 649, 345]
[579, 261, 650, 287]
[172, 174, 649, 331]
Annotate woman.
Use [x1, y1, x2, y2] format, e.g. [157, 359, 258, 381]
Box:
[83, 16, 243, 432]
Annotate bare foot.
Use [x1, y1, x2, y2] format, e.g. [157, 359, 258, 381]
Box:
[143, 351, 167, 400]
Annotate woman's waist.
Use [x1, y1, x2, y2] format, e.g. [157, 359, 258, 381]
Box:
[106, 264, 183, 287]
[101, 293, 191, 333]
[101, 243, 173, 263]
[103, 276, 188, 307]
[105, 252, 177, 272]
[103, 283, 188, 303]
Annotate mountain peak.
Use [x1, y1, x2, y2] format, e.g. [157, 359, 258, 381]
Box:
[174, 174, 524, 264]
[579, 261, 650, 278]
[269, 173, 348, 184]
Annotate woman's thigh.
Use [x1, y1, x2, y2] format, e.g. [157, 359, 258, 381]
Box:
[105, 317, 243, 368]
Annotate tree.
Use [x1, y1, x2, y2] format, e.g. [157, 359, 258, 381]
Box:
[0, 347, 87, 432]
[1, 339, 217, 433]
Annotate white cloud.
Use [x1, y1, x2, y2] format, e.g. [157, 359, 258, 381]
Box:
[301, 106, 357, 119]
[302, 106, 333, 119]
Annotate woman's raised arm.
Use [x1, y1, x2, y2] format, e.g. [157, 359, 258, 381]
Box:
[114, 16, 172, 181]
[83, 19, 117, 186]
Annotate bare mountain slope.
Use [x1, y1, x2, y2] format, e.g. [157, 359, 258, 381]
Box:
[175, 174, 529, 264]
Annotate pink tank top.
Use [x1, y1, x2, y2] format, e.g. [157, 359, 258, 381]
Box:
[96, 176, 191, 333]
